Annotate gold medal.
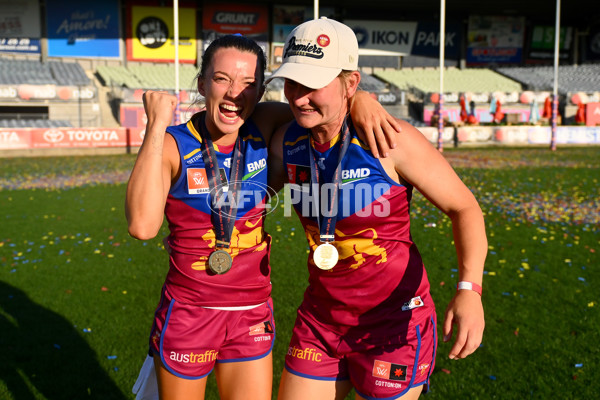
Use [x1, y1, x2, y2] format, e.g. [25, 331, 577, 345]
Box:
[208, 249, 232, 274]
[313, 243, 339, 270]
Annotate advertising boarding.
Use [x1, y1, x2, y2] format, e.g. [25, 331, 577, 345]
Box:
[0, 0, 41, 54]
[46, 0, 120, 58]
[202, 3, 269, 57]
[467, 15, 525, 65]
[344, 20, 460, 59]
[127, 5, 197, 63]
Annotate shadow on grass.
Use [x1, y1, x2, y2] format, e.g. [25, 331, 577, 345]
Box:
[0, 281, 128, 400]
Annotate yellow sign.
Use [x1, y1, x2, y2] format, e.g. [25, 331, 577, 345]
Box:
[129, 6, 197, 62]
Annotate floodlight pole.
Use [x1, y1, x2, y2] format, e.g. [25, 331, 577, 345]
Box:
[437, 0, 446, 152]
[174, 0, 181, 125]
[550, 0, 561, 151]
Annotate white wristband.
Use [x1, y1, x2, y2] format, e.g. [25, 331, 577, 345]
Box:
[457, 281, 482, 296]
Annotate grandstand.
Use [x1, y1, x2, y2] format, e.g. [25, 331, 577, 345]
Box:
[0, 0, 598, 152]
[0, 59, 99, 129]
[0, 118, 71, 128]
[496, 64, 600, 94]
[374, 68, 523, 95]
[96, 64, 199, 91]
[0, 59, 90, 86]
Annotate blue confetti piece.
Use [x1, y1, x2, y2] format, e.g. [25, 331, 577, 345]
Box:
[107, 355, 117, 360]
[83, 328, 92, 333]
[54, 344, 61, 349]
[488, 375, 497, 381]
[575, 363, 583, 368]
[502, 292, 511, 296]
[578, 277, 586, 282]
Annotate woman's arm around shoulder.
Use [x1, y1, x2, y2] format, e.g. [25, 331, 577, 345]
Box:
[125, 91, 180, 240]
[252, 101, 294, 146]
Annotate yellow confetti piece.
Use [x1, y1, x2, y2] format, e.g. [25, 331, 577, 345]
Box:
[565, 259, 572, 263]
[107, 254, 114, 258]
[522, 262, 530, 270]
[122, 291, 127, 295]
[84, 237, 92, 242]
[488, 271, 496, 276]
[94, 250, 101, 254]
[488, 245, 495, 250]
[588, 302, 595, 307]
[499, 259, 506, 264]
[518, 273, 524, 278]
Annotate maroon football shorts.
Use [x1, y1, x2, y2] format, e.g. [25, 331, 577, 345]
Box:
[149, 290, 275, 379]
[284, 306, 436, 398]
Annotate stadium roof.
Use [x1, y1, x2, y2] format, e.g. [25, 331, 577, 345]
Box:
[283, 0, 593, 26]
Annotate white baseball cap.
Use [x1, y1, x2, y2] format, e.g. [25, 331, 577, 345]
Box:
[266, 17, 359, 89]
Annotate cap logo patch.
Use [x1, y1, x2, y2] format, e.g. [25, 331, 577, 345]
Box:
[284, 36, 324, 60]
[317, 34, 330, 47]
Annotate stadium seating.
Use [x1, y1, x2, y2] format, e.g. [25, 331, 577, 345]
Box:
[0, 59, 90, 86]
[496, 64, 600, 94]
[358, 73, 388, 92]
[374, 68, 523, 94]
[49, 61, 91, 86]
[0, 119, 72, 128]
[96, 64, 199, 90]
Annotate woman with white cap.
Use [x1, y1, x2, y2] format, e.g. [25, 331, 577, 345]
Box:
[268, 17, 487, 400]
[127, 33, 401, 400]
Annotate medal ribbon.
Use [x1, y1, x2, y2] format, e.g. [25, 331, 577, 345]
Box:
[307, 116, 352, 244]
[197, 114, 245, 250]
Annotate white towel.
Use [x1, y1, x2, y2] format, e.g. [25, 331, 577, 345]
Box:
[132, 355, 159, 400]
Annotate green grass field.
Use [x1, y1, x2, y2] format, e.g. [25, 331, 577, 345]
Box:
[1, 147, 598, 399]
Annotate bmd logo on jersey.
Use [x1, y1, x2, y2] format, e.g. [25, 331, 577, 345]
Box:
[246, 158, 266, 176]
[342, 168, 370, 183]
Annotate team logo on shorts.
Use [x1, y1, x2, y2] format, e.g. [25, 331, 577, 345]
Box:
[151, 330, 161, 347]
[401, 296, 424, 311]
[249, 321, 274, 335]
[372, 360, 408, 381]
